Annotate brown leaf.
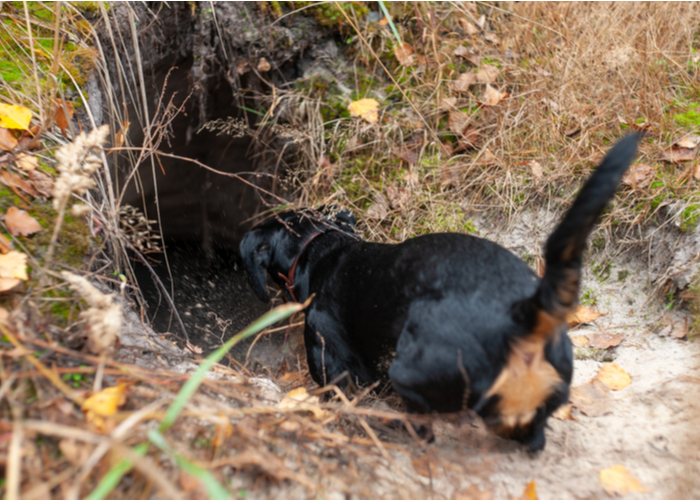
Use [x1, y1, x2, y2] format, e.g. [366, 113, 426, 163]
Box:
[599, 465, 649, 496]
[529, 161, 543, 181]
[587, 332, 626, 349]
[5, 207, 42, 236]
[394, 43, 414, 66]
[672, 322, 688, 340]
[484, 33, 501, 45]
[621, 163, 655, 189]
[481, 84, 508, 106]
[453, 45, 470, 58]
[114, 121, 130, 148]
[694, 162, 700, 180]
[0, 250, 28, 292]
[53, 99, 74, 136]
[674, 134, 700, 149]
[348, 98, 380, 124]
[257, 57, 271, 72]
[178, 471, 202, 493]
[1, 170, 38, 198]
[458, 18, 479, 36]
[566, 305, 606, 326]
[596, 363, 631, 391]
[451, 72, 476, 93]
[386, 186, 410, 214]
[0, 128, 17, 151]
[27, 169, 54, 198]
[448, 111, 470, 135]
[59, 439, 91, 466]
[15, 153, 38, 171]
[0, 234, 11, 254]
[552, 403, 576, 421]
[439, 97, 457, 112]
[570, 378, 613, 417]
[235, 59, 250, 75]
[395, 147, 419, 167]
[570, 335, 589, 347]
[457, 127, 481, 150]
[478, 149, 500, 167]
[465, 54, 482, 67]
[476, 64, 500, 84]
[662, 136, 700, 163]
[367, 200, 389, 220]
[411, 454, 434, 478]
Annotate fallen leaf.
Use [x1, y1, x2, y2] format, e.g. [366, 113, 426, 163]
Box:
[178, 471, 202, 493]
[235, 59, 251, 75]
[0, 103, 32, 130]
[448, 110, 470, 134]
[27, 169, 54, 198]
[458, 18, 479, 36]
[378, 16, 388, 26]
[662, 136, 699, 163]
[475, 15, 486, 29]
[257, 57, 271, 72]
[476, 64, 500, 83]
[552, 403, 576, 421]
[212, 416, 233, 448]
[570, 335, 589, 347]
[570, 378, 613, 416]
[481, 84, 508, 106]
[386, 186, 411, 214]
[672, 322, 688, 339]
[278, 386, 326, 419]
[348, 98, 380, 124]
[457, 127, 481, 150]
[1, 170, 38, 198]
[59, 439, 91, 466]
[394, 43, 414, 66]
[674, 134, 700, 149]
[567, 305, 606, 326]
[453, 45, 470, 58]
[484, 33, 501, 45]
[82, 384, 127, 432]
[0, 250, 28, 292]
[596, 363, 631, 391]
[439, 97, 457, 112]
[0, 234, 10, 254]
[114, 121, 130, 148]
[403, 171, 419, 184]
[518, 481, 538, 500]
[530, 161, 543, 181]
[465, 53, 482, 67]
[15, 153, 38, 171]
[478, 149, 500, 167]
[587, 332, 626, 349]
[621, 163, 655, 189]
[599, 465, 649, 496]
[0, 306, 8, 322]
[5, 207, 42, 237]
[451, 72, 476, 93]
[411, 454, 435, 478]
[0, 128, 17, 151]
[53, 99, 74, 136]
[395, 147, 420, 167]
[367, 201, 389, 220]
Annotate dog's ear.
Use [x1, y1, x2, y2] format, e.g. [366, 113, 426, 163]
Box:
[332, 209, 357, 233]
[239, 229, 272, 303]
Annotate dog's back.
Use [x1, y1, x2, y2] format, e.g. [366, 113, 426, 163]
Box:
[390, 134, 641, 450]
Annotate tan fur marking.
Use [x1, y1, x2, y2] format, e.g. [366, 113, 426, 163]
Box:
[485, 311, 564, 435]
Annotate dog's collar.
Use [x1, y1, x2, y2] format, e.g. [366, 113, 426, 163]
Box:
[278, 231, 325, 302]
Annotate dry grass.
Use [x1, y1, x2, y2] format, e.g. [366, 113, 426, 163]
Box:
[1, 2, 700, 498]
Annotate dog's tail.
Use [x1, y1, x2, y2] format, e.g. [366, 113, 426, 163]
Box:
[533, 133, 640, 323]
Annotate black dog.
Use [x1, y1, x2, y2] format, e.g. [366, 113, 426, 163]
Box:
[240, 135, 639, 451]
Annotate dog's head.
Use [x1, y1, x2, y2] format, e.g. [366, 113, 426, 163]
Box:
[239, 207, 357, 302]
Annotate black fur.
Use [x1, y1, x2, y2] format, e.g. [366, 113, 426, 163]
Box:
[240, 135, 640, 451]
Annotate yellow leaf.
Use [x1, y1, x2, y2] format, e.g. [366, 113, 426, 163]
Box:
[521, 481, 538, 500]
[348, 98, 380, 124]
[0, 103, 32, 130]
[279, 387, 326, 419]
[567, 305, 606, 327]
[570, 335, 589, 347]
[82, 384, 127, 431]
[596, 363, 631, 391]
[599, 465, 649, 496]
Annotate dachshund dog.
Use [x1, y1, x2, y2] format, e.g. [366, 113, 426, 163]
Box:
[240, 135, 640, 451]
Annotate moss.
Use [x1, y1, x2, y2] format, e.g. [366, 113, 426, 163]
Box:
[674, 105, 700, 130]
[574, 347, 615, 362]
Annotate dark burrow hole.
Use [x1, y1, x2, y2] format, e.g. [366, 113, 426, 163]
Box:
[112, 54, 301, 372]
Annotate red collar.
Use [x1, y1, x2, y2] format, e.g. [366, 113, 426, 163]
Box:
[277, 231, 324, 302]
